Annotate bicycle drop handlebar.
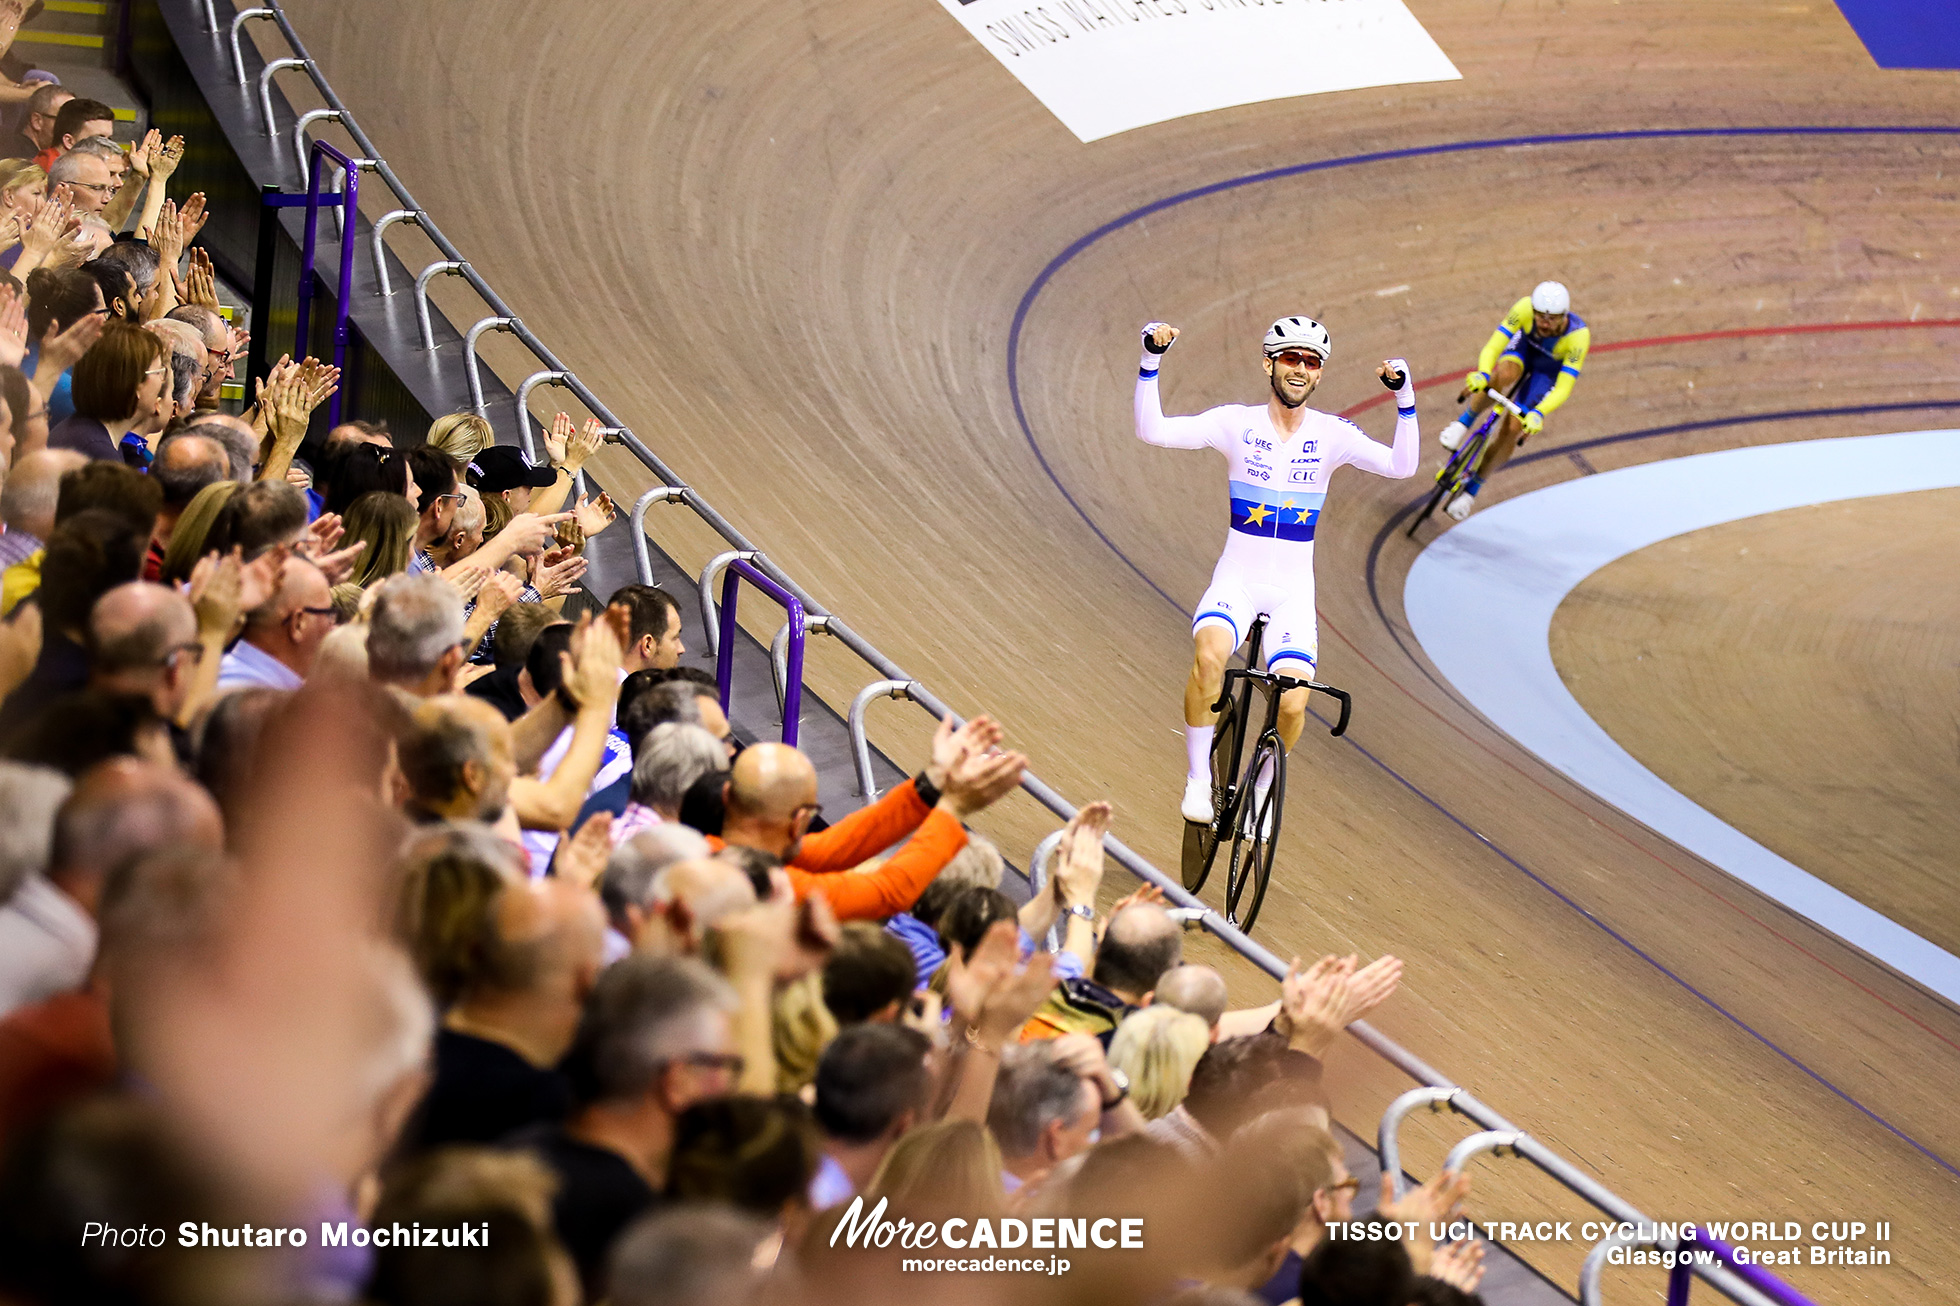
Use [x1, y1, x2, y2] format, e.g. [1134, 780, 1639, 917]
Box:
[1212, 667, 1354, 737]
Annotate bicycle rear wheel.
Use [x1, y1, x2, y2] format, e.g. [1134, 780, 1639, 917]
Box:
[1180, 695, 1241, 892]
[1223, 734, 1284, 932]
[1408, 427, 1487, 536]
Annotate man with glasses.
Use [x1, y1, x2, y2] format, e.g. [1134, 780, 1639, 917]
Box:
[46, 149, 115, 216]
[1134, 318, 1418, 826]
[3, 84, 72, 162]
[406, 446, 464, 574]
[216, 556, 335, 692]
[84, 581, 205, 726]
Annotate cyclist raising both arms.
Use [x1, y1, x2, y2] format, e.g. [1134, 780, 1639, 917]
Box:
[1134, 317, 1418, 826]
[1433, 280, 1590, 519]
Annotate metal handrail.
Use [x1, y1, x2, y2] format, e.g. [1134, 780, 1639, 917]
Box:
[770, 615, 831, 718]
[255, 56, 307, 135]
[846, 678, 914, 797]
[512, 370, 574, 463]
[1377, 1085, 1459, 1198]
[290, 107, 338, 183]
[629, 486, 690, 588]
[1026, 828, 1066, 951]
[1579, 1230, 1643, 1306]
[226, 6, 272, 82]
[696, 549, 756, 661]
[717, 558, 806, 747]
[462, 316, 517, 415]
[205, 7, 1814, 1302]
[371, 209, 422, 296]
[412, 259, 467, 352]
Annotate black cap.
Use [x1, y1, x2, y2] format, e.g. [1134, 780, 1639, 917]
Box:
[466, 445, 557, 493]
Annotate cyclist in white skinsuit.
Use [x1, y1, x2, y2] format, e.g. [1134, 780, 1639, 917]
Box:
[1134, 317, 1419, 824]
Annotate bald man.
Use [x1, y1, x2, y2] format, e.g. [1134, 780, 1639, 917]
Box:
[87, 582, 202, 723]
[180, 414, 259, 483]
[710, 735, 1020, 922]
[0, 758, 224, 1017]
[1155, 964, 1230, 1041]
[218, 556, 333, 692]
[1020, 902, 1184, 1045]
[165, 305, 236, 414]
[407, 876, 606, 1149]
[641, 856, 757, 955]
[145, 433, 230, 576]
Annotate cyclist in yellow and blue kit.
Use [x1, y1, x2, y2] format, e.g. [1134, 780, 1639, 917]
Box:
[1434, 280, 1590, 519]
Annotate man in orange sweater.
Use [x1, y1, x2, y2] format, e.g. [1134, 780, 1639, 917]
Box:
[708, 715, 1025, 922]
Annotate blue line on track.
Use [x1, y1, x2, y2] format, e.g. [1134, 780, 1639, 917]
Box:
[1005, 125, 1960, 1179]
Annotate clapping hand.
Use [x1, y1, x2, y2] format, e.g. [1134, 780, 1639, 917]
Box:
[128, 128, 162, 178]
[532, 545, 588, 600]
[571, 491, 616, 537]
[0, 285, 28, 370]
[1053, 800, 1111, 910]
[184, 248, 221, 310]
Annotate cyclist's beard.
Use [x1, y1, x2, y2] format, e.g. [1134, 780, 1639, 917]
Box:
[1270, 370, 1313, 409]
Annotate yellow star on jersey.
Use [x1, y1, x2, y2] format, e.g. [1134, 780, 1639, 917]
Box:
[1244, 503, 1271, 527]
[1296, 506, 1314, 523]
[1281, 498, 1296, 511]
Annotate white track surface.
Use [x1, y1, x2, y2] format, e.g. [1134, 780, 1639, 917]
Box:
[1404, 429, 1960, 1006]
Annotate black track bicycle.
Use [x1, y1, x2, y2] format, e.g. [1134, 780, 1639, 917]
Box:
[1406, 382, 1527, 536]
[1180, 615, 1352, 933]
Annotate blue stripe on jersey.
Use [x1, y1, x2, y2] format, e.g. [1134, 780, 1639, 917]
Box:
[1559, 364, 1580, 376]
[1230, 499, 1319, 540]
[1139, 368, 1159, 379]
[1194, 609, 1239, 639]
[1269, 647, 1317, 668]
[1228, 481, 1326, 510]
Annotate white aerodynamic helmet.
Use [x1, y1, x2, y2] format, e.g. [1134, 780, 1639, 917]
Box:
[1530, 280, 1571, 315]
[1263, 315, 1331, 361]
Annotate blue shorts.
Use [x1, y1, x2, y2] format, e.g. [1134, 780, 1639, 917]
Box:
[1496, 354, 1561, 415]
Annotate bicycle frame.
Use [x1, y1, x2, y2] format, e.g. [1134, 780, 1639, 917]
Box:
[1206, 617, 1354, 814]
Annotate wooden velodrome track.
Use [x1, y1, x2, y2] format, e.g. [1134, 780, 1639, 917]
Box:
[269, 0, 1960, 1298]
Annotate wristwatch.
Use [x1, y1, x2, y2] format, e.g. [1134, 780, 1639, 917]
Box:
[1100, 1067, 1131, 1110]
[1063, 903, 1095, 923]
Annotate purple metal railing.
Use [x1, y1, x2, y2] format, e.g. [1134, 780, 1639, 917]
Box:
[1684, 1231, 1819, 1306]
[293, 137, 358, 424]
[716, 558, 806, 747]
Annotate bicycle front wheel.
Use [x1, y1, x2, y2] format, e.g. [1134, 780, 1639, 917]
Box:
[1223, 734, 1285, 932]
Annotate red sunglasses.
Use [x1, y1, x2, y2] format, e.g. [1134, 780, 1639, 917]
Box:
[1273, 350, 1324, 369]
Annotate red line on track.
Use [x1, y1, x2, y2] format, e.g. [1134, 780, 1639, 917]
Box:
[1331, 316, 1960, 1050]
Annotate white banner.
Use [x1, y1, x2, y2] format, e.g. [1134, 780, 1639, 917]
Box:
[933, 0, 1460, 142]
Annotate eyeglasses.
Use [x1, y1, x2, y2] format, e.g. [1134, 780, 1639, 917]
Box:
[293, 604, 337, 621]
[1273, 350, 1324, 369]
[159, 640, 205, 668]
[67, 180, 115, 195]
[669, 1051, 745, 1076]
[1322, 1176, 1362, 1196]
[433, 491, 467, 504]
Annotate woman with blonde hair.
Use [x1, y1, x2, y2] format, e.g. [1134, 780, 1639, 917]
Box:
[1107, 1005, 1211, 1121]
[425, 411, 492, 465]
[340, 489, 417, 588]
[865, 1119, 1006, 1222]
[0, 159, 46, 253]
[159, 479, 239, 583]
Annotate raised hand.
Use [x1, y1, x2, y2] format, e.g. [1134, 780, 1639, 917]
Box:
[564, 416, 603, 470]
[184, 248, 221, 310]
[444, 560, 492, 602]
[35, 311, 104, 380]
[493, 510, 574, 558]
[178, 191, 208, 245]
[554, 812, 614, 891]
[300, 512, 345, 559]
[571, 491, 616, 538]
[938, 733, 1027, 820]
[474, 570, 524, 619]
[149, 134, 186, 182]
[1104, 882, 1166, 918]
[188, 548, 247, 641]
[0, 211, 22, 252]
[1142, 321, 1180, 355]
[945, 918, 1018, 1031]
[541, 411, 574, 468]
[532, 545, 588, 600]
[128, 129, 160, 178]
[1427, 1239, 1486, 1293]
[148, 197, 186, 269]
[925, 713, 1004, 791]
[308, 539, 366, 587]
[0, 285, 27, 370]
[565, 611, 625, 711]
[1053, 800, 1111, 910]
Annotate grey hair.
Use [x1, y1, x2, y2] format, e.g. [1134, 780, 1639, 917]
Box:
[600, 824, 713, 923]
[572, 954, 737, 1103]
[180, 420, 257, 483]
[366, 574, 465, 683]
[46, 151, 94, 186]
[0, 762, 73, 904]
[89, 236, 163, 297]
[986, 1043, 1093, 1158]
[630, 723, 726, 817]
[607, 1206, 770, 1306]
[933, 832, 1005, 895]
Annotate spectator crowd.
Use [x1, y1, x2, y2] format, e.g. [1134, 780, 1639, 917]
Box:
[0, 53, 1486, 1306]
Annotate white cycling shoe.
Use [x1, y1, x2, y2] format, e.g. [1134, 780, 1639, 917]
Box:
[1446, 490, 1477, 521]
[1437, 419, 1468, 451]
[1180, 775, 1214, 825]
